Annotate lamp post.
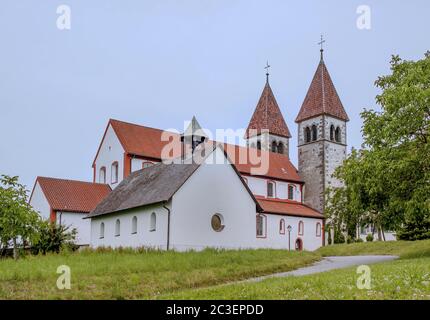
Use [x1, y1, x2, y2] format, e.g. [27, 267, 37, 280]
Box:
[287, 225, 292, 251]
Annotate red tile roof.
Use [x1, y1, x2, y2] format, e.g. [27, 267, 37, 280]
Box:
[257, 197, 323, 218]
[245, 82, 291, 138]
[35, 177, 111, 213]
[97, 119, 302, 183]
[295, 60, 349, 122]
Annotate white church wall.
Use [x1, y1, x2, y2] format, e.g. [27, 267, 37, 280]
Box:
[90, 204, 168, 249]
[245, 176, 301, 201]
[131, 158, 158, 172]
[29, 181, 51, 220]
[94, 124, 125, 188]
[257, 214, 323, 251]
[57, 212, 91, 246]
[170, 147, 258, 251]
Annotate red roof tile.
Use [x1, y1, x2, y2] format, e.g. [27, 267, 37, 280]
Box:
[35, 177, 111, 213]
[98, 119, 302, 183]
[295, 60, 349, 122]
[257, 197, 323, 218]
[245, 82, 291, 138]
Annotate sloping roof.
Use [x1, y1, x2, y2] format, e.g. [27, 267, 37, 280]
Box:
[94, 119, 302, 183]
[257, 197, 323, 218]
[245, 82, 291, 138]
[111, 119, 182, 159]
[34, 177, 111, 213]
[88, 145, 263, 218]
[88, 162, 200, 218]
[182, 116, 208, 139]
[295, 60, 349, 122]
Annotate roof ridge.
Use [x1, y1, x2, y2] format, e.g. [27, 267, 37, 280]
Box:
[37, 176, 110, 187]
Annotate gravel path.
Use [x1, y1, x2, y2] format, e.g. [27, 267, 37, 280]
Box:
[245, 255, 399, 283]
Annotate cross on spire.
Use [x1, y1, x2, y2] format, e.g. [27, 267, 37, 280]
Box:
[318, 34, 325, 60]
[264, 61, 270, 83]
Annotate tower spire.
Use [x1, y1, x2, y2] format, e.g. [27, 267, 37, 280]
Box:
[318, 34, 325, 61]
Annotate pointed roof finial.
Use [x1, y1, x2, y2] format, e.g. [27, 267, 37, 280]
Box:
[318, 34, 325, 61]
[264, 61, 270, 83]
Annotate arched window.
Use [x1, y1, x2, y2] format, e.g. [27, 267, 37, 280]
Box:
[330, 125, 335, 141]
[271, 141, 277, 153]
[115, 219, 120, 237]
[311, 125, 317, 141]
[99, 222, 105, 239]
[256, 214, 266, 237]
[335, 127, 341, 143]
[131, 216, 137, 234]
[99, 167, 106, 184]
[142, 162, 153, 169]
[150, 212, 156, 232]
[257, 140, 261, 150]
[267, 181, 275, 198]
[111, 161, 119, 184]
[305, 127, 311, 143]
[316, 222, 322, 237]
[277, 142, 284, 154]
[298, 220, 304, 236]
[279, 219, 285, 234]
[288, 185, 295, 200]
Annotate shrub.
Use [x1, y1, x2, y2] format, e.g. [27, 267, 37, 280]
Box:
[366, 233, 374, 242]
[31, 221, 77, 255]
[355, 238, 364, 243]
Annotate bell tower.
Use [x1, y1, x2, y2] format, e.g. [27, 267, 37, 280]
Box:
[296, 45, 349, 214]
[245, 66, 291, 156]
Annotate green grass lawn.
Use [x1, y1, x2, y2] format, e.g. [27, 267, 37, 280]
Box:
[161, 240, 430, 300]
[0, 248, 319, 299]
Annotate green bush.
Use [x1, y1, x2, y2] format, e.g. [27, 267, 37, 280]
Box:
[31, 221, 77, 255]
[355, 238, 364, 243]
[366, 233, 374, 242]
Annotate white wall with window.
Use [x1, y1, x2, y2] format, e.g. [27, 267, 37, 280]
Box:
[90, 204, 168, 249]
[245, 175, 302, 201]
[256, 214, 323, 251]
[93, 124, 125, 189]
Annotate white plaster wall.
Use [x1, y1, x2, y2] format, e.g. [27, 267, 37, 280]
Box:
[57, 212, 91, 246]
[170, 147, 258, 250]
[131, 158, 158, 172]
[90, 204, 168, 249]
[245, 176, 301, 201]
[94, 124, 125, 188]
[257, 214, 323, 251]
[29, 182, 51, 220]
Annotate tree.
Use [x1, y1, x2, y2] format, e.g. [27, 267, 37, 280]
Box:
[326, 52, 430, 241]
[362, 52, 430, 239]
[0, 175, 41, 259]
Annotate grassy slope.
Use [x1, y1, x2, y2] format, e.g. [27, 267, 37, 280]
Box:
[0, 248, 319, 299]
[161, 240, 430, 300]
[316, 239, 430, 259]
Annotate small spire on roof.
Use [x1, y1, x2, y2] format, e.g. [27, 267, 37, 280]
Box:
[318, 34, 325, 61]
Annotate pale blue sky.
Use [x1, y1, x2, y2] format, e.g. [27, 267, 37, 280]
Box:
[0, 0, 429, 190]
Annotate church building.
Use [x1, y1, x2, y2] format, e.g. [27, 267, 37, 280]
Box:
[29, 47, 348, 251]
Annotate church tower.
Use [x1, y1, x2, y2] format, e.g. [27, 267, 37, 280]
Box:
[245, 69, 291, 156]
[295, 46, 349, 214]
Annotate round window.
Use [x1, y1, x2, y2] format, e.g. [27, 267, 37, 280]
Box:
[211, 214, 224, 232]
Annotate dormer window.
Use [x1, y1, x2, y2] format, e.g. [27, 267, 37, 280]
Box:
[111, 162, 119, 184]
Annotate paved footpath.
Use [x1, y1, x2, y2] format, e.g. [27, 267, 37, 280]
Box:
[245, 255, 399, 283]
